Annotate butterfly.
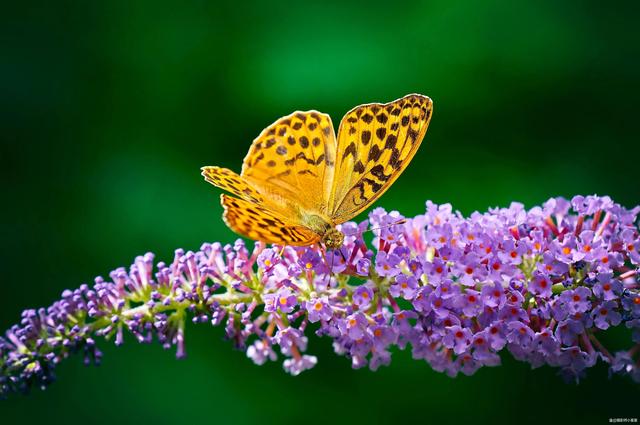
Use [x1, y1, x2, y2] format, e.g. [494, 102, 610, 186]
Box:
[201, 94, 432, 250]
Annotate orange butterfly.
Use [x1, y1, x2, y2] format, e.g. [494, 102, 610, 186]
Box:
[202, 94, 432, 249]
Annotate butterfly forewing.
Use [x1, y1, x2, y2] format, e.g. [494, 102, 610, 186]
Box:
[328, 94, 432, 223]
[220, 194, 319, 245]
[241, 110, 337, 217]
[201, 166, 265, 204]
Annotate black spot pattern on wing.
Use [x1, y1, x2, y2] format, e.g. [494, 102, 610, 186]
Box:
[329, 94, 433, 221]
[240, 110, 337, 213]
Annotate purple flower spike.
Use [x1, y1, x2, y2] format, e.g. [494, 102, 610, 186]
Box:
[2, 195, 640, 397]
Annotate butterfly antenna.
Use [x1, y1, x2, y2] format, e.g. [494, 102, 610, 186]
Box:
[343, 219, 407, 237]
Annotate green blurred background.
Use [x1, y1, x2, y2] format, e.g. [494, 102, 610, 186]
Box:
[2, 0, 639, 423]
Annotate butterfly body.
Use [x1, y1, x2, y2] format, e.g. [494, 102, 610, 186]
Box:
[298, 212, 342, 246]
[203, 94, 432, 248]
[320, 227, 345, 249]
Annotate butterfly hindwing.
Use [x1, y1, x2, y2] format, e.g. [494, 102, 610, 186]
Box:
[241, 110, 337, 215]
[220, 194, 319, 246]
[328, 94, 432, 222]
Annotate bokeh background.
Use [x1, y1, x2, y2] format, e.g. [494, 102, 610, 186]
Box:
[2, 0, 639, 423]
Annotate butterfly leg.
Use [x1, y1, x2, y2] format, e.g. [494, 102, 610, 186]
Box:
[317, 244, 329, 268]
[337, 248, 347, 262]
[316, 243, 334, 290]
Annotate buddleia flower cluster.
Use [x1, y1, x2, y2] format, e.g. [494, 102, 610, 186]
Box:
[2, 195, 640, 397]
